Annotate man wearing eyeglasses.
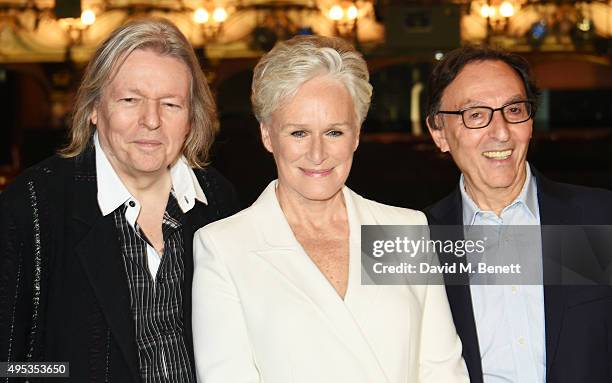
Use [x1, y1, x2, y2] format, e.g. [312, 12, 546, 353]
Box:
[425, 46, 612, 383]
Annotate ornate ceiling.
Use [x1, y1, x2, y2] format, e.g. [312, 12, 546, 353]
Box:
[0, 0, 610, 62]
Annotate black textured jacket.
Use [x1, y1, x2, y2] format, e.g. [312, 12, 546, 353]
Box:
[0, 145, 240, 382]
[425, 167, 612, 383]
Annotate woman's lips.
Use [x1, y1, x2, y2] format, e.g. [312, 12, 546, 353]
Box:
[300, 168, 333, 177]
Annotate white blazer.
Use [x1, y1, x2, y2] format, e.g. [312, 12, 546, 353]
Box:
[192, 181, 468, 383]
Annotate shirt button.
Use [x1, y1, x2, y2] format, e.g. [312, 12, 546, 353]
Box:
[518, 336, 525, 345]
[128, 200, 136, 207]
[512, 286, 518, 293]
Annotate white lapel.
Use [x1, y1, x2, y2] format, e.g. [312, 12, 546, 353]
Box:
[343, 187, 384, 330]
[252, 181, 389, 383]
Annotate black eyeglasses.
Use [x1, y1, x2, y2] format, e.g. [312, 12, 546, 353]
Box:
[437, 100, 534, 129]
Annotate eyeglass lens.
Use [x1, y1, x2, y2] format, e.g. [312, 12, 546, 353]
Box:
[463, 101, 531, 128]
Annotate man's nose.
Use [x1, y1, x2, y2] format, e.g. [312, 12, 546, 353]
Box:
[140, 100, 161, 130]
[487, 110, 511, 142]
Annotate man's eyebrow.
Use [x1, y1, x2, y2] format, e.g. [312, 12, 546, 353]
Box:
[123, 88, 142, 94]
[458, 99, 486, 108]
[158, 94, 185, 100]
[504, 94, 528, 103]
[111, 88, 144, 97]
[458, 94, 527, 109]
[114, 88, 184, 100]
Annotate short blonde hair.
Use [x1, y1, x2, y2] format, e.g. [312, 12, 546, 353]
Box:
[60, 18, 217, 168]
[251, 35, 372, 125]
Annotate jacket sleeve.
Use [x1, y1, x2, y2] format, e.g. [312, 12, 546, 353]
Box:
[419, 283, 470, 383]
[192, 228, 262, 383]
[417, 212, 470, 383]
[201, 166, 242, 217]
[0, 186, 33, 363]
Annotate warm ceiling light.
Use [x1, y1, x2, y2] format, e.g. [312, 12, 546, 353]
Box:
[577, 18, 591, 32]
[212, 7, 228, 23]
[489, 5, 496, 17]
[480, 5, 490, 18]
[346, 5, 358, 21]
[329, 5, 343, 21]
[499, 2, 515, 17]
[193, 7, 209, 24]
[480, 4, 496, 18]
[81, 9, 95, 26]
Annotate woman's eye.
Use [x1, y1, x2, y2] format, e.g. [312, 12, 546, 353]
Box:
[164, 103, 181, 109]
[121, 98, 136, 103]
[327, 130, 343, 137]
[290, 131, 306, 138]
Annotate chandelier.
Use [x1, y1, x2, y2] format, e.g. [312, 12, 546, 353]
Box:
[0, 0, 381, 62]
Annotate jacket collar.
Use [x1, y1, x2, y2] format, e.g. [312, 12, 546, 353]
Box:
[426, 185, 463, 226]
[427, 164, 562, 226]
[529, 167, 571, 379]
[531, 166, 578, 225]
[248, 180, 390, 382]
[253, 180, 378, 245]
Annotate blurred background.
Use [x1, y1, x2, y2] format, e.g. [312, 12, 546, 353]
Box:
[0, 0, 611, 209]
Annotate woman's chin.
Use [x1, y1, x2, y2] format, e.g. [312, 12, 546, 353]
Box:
[300, 189, 343, 202]
[279, 181, 345, 203]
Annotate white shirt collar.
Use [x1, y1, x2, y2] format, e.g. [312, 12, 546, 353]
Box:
[460, 162, 538, 225]
[94, 132, 207, 217]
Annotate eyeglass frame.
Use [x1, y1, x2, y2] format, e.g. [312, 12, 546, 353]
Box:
[436, 100, 535, 129]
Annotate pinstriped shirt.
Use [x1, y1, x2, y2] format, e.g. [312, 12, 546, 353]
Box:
[113, 195, 195, 382]
[93, 133, 204, 382]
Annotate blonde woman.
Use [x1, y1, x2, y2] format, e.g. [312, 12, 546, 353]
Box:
[192, 36, 468, 383]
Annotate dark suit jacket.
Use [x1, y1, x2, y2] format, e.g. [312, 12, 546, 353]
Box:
[425, 168, 612, 383]
[0, 145, 240, 382]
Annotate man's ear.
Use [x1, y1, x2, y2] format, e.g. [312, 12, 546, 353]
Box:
[426, 115, 450, 153]
[260, 123, 273, 153]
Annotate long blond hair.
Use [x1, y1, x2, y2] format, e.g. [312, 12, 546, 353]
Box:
[60, 18, 217, 168]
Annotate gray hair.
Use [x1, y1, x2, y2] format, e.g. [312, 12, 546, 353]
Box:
[60, 17, 217, 168]
[251, 35, 372, 125]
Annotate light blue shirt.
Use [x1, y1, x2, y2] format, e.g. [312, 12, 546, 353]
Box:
[460, 164, 546, 383]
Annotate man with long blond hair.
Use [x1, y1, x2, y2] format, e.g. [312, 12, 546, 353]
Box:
[0, 18, 239, 382]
